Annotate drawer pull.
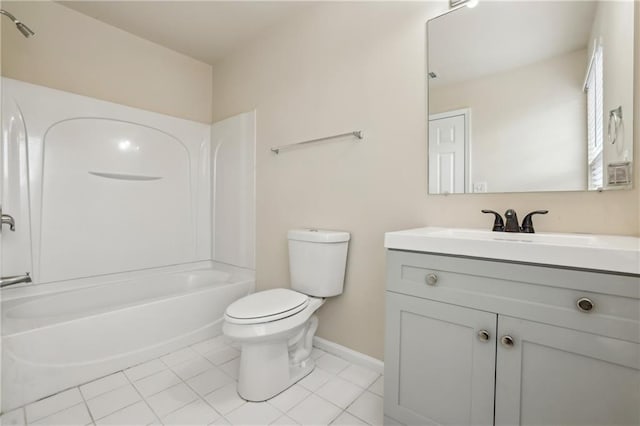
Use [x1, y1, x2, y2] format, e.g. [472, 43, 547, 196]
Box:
[500, 335, 515, 348]
[425, 273, 438, 286]
[576, 297, 594, 312]
[478, 330, 490, 342]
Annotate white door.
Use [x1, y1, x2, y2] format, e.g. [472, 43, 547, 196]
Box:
[385, 293, 496, 425]
[428, 111, 467, 194]
[495, 316, 640, 426]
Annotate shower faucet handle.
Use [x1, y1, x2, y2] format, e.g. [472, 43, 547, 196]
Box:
[481, 210, 504, 232]
[521, 210, 549, 234]
[1, 212, 15, 231]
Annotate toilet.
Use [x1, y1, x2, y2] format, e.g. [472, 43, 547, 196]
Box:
[223, 229, 350, 401]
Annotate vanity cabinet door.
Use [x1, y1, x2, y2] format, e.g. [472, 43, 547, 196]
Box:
[384, 292, 496, 426]
[495, 315, 640, 426]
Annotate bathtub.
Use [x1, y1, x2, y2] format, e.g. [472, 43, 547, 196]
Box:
[1, 261, 254, 412]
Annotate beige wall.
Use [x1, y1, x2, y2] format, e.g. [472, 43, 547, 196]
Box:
[1, 1, 212, 123]
[431, 49, 588, 193]
[212, 1, 639, 360]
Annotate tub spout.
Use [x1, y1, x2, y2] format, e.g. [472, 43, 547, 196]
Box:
[0, 272, 31, 288]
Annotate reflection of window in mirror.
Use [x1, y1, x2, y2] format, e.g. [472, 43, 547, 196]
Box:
[585, 43, 603, 190]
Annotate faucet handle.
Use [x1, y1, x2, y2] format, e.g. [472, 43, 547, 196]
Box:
[521, 210, 549, 233]
[481, 210, 504, 232]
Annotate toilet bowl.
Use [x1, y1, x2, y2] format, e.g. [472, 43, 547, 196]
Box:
[223, 229, 350, 401]
[223, 289, 324, 401]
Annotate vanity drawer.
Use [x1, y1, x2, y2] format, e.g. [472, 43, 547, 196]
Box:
[387, 250, 640, 342]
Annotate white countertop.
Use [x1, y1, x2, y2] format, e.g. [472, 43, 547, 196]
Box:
[384, 227, 640, 275]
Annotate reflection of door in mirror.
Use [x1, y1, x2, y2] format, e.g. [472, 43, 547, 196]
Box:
[428, 109, 469, 194]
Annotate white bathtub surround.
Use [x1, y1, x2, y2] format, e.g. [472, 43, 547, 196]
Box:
[1, 262, 254, 412]
[1, 78, 259, 413]
[0, 338, 384, 426]
[1, 78, 213, 284]
[211, 111, 256, 270]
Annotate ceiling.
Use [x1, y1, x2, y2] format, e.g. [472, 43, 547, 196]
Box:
[428, 1, 598, 87]
[59, 1, 313, 65]
[59, 1, 599, 76]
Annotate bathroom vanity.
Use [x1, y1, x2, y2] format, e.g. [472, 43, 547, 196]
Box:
[383, 227, 640, 426]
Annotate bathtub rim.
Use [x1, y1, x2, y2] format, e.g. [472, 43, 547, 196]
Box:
[0, 260, 253, 302]
[1, 260, 255, 337]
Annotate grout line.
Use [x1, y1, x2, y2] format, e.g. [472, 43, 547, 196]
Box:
[214, 415, 232, 425]
[296, 365, 375, 426]
[342, 386, 368, 412]
[168, 353, 216, 381]
[180, 372, 228, 417]
[142, 382, 195, 420]
[285, 389, 343, 425]
[226, 398, 285, 422]
[122, 366, 163, 425]
[344, 390, 380, 426]
[21, 388, 86, 424]
[78, 386, 97, 425]
[92, 398, 147, 423]
[81, 375, 133, 403]
[145, 345, 232, 421]
[123, 361, 166, 383]
[5, 407, 29, 426]
[167, 347, 232, 412]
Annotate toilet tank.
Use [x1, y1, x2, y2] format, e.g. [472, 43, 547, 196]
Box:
[287, 229, 350, 297]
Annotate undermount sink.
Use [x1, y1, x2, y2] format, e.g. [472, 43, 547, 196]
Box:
[384, 227, 640, 275]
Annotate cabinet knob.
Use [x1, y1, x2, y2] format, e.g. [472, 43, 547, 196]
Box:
[425, 273, 438, 286]
[576, 297, 594, 312]
[500, 335, 515, 348]
[477, 330, 490, 342]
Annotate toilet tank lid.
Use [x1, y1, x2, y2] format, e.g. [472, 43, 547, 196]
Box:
[288, 229, 350, 243]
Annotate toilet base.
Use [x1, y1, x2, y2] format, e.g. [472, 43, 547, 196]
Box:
[235, 314, 320, 402]
[236, 341, 315, 402]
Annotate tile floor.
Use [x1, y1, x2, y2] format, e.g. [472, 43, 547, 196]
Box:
[1, 337, 383, 426]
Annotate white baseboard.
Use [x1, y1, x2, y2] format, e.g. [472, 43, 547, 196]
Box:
[312, 336, 384, 374]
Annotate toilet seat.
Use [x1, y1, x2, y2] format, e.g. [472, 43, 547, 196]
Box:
[225, 288, 309, 325]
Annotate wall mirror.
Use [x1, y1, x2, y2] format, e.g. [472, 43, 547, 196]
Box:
[427, 1, 635, 194]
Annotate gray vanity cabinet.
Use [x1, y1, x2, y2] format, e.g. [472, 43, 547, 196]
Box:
[385, 292, 496, 425]
[384, 249, 640, 426]
[495, 316, 640, 426]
